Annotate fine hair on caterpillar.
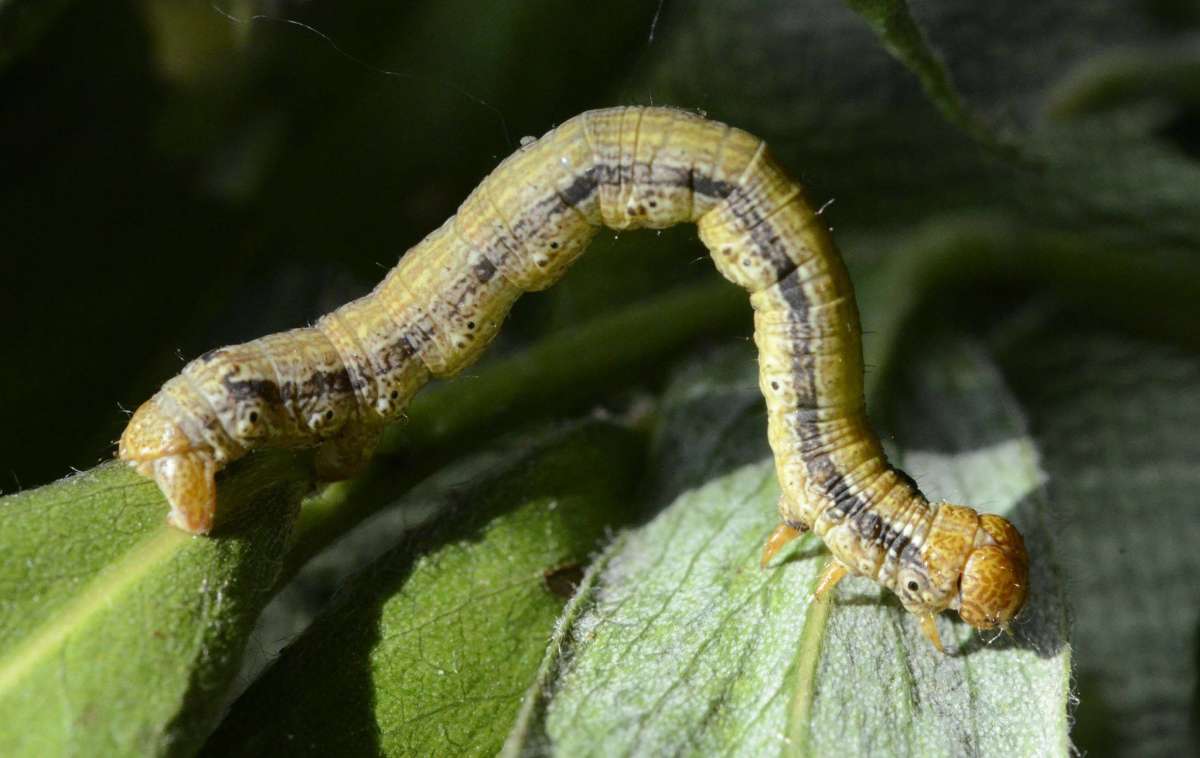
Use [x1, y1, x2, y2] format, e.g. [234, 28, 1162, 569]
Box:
[119, 106, 1028, 651]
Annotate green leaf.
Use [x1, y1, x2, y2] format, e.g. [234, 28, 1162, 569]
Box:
[841, 0, 1011, 151]
[500, 340, 1070, 755]
[989, 305, 1200, 755]
[205, 421, 645, 755]
[1044, 42, 1200, 119]
[0, 455, 307, 756]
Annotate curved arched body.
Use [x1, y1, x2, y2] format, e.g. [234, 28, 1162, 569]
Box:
[119, 107, 1027, 649]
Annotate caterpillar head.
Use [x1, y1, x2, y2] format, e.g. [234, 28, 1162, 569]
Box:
[956, 513, 1028, 630]
[917, 504, 1029, 650]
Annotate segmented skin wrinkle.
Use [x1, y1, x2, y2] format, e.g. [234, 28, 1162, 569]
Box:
[178, 369, 239, 458]
[117, 106, 1029, 643]
[316, 311, 375, 411]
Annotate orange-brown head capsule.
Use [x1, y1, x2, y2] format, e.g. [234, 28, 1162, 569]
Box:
[911, 504, 1028, 650]
[957, 514, 1029, 630]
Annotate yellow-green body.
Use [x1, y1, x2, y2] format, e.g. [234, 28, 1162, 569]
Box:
[120, 107, 1028, 648]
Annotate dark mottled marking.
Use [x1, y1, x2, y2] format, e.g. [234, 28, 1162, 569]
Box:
[222, 377, 282, 405]
[472, 257, 497, 283]
[856, 511, 884, 543]
[298, 367, 354, 398]
[222, 366, 356, 408]
[805, 453, 838, 483]
[381, 333, 420, 371]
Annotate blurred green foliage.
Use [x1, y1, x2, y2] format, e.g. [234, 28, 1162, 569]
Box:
[2, 0, 1200, 755]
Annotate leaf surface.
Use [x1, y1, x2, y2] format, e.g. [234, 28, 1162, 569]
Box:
[505, 337, 1070, 756]
[206, 422, 645, 756]
[0, 455, 306, 756]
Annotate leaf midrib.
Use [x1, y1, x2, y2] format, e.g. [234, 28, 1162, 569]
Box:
[0, 526, 186, 695]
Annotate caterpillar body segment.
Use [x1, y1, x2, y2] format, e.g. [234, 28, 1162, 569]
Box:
[118, 106, 1028, 648]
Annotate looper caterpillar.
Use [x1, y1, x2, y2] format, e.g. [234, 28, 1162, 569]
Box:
[119, 106, 1027, 650]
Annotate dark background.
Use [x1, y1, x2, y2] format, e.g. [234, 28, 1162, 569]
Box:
[4, 2, 1200, 754]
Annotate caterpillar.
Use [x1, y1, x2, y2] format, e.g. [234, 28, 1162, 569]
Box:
[119, 106, 1027, 651]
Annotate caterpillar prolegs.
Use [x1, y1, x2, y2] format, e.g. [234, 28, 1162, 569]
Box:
[119, 106, 1027, 650]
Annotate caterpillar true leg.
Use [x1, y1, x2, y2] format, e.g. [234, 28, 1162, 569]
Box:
[760, 520, 808, 568]
[812, 560, 849, 601]
[118, 106, 1028, 651]
[918, 613, 946, 654]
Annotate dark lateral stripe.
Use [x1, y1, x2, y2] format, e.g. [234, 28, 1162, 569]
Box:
[822, 485, 920, 567]
[829, 479, 873, 522]
[796, 421, 867, 456]
[828, 481, 920, 568]
[748, 222, 801, 283]
[775, 267, 810, 314]
[691, 172, 736, 199]
[883, 524, 922, 566]
[222, 366, 357, 408]
[581, 160, 735, 202]
[560, 166, 599, 208]
[222, 377, 281, 405]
